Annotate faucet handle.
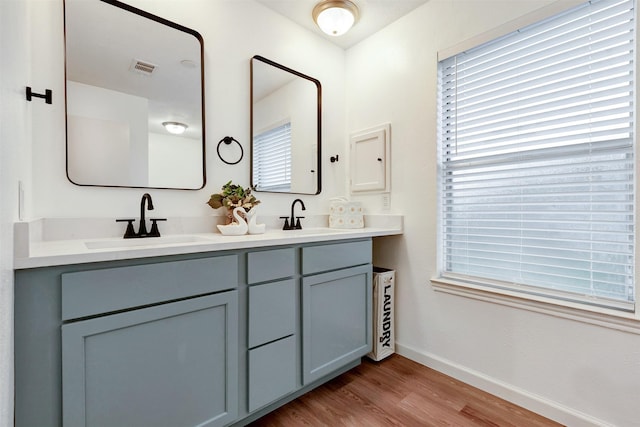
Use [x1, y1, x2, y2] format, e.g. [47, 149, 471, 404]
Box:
[280, 216, 291, 230]
[116, 219, 136, 239]
[149, 218, 167, 237]
[295, 216, 305, 230]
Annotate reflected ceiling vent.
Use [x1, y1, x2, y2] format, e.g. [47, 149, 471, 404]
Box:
[129, 59, 157, 76]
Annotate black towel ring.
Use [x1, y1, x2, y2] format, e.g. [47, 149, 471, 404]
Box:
[217, 136, 244, 165]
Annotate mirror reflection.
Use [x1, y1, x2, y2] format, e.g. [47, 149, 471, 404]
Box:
[64, 0, 205, 189]
[250, 56, 321, 195]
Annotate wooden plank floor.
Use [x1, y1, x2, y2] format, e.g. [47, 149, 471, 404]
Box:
[249, 354, 564, 427]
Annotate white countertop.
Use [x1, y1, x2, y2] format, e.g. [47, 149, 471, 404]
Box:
[14, 215, 403, 269]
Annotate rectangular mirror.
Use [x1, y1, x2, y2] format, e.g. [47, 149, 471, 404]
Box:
[64, 0, 205, 190]
[250, 56, 321, 195]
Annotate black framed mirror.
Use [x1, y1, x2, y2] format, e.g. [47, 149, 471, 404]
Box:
[250, 55, 321, 195]
[64, 0, 205, 190]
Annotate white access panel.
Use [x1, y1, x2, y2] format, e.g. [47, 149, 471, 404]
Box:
[350, 123, 390, 193]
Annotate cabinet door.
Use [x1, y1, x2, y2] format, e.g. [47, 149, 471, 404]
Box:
[62, 292, 238, 427]
[302, 265, 372, 384]
[350, 124, 390, 193]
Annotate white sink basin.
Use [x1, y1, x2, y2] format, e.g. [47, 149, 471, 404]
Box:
[270, 227, 346, 236]
[85, 235, 210, 250]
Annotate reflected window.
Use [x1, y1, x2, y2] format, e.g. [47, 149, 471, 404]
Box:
[250, 55, 321, 195]
[253, 121, 292, 192]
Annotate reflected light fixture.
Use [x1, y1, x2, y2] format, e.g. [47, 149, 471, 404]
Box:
[162, 121, 188, 135]
[312, 0, 359, 37]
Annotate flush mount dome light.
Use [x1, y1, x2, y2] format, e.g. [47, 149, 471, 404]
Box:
[312, 0, 359, 36]
[162, 121, 188, 135]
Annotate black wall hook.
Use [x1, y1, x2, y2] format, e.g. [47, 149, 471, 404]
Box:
[330, 154, 339, 163]
[26, 87, 52, 104]
[217, 136, 244, 165]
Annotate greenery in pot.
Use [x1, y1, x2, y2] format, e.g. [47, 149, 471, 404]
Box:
[207, 181, 260, 223]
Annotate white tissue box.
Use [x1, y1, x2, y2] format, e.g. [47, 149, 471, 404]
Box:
[329, 200, 364, 229]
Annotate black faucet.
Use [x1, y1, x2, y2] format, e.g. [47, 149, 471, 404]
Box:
[138, 193, 153, 235]
[281, 198, 306, 230]
[116, 193, 166, 238]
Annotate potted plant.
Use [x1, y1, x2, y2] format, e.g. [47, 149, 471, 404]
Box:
[207, 181, 260, 224]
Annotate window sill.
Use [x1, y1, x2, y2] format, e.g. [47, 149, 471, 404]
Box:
[431, 277, 640, 335]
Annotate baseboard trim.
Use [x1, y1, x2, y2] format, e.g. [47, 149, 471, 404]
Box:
[395, 343, 613, 427]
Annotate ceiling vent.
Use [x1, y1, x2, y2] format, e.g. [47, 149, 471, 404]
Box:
[130, 59, 157, 76]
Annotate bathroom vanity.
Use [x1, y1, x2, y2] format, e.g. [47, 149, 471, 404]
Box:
[13, 217, 401, 427]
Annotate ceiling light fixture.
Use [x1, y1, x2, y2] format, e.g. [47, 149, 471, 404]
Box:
[312, 0, 359, 37]
[162, 121, 188, 135]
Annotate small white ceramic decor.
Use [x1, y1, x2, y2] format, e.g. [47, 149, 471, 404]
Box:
[217, 207, 249, 235]
[329, 197, 364, 229]
[246, 206, 266, 235]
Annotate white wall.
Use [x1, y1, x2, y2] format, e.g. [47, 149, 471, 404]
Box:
[346, 1, 640, 426]
[148, 132, 202, 189]
[67, 81, 150, 187]
[2, 1, 346, 426]
[0, 1, 31, 426]
[7, 0, 639, 426]
[26, 0, 346, 221]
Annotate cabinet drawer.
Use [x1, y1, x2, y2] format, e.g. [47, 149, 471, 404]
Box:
[61, 255, 238, 320]
[248, 279, 296, 348]
[248, 335, 296, 412]
[247, 248, 295, 284]
[301, 240, 372, 275]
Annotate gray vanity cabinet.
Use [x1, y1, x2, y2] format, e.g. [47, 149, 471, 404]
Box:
[59, 256, 240, 427]
[301, 241, 373, 385]
[14, 254, 240, 427]
[14, 238, 375, 427]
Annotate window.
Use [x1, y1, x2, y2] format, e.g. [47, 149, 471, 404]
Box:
[252, 121, 292, 192]
[437, 0, 635, 312]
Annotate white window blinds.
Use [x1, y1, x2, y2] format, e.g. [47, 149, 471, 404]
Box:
[437, 0, 635, 311]
[253, 122, 292, 192]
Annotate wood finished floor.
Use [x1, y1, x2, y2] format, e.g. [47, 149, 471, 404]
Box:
[249, 354, 564, 427]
